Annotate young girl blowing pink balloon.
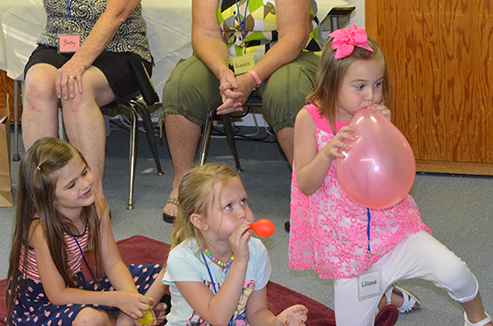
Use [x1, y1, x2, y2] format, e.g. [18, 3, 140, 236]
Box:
[162, 164, 307, 326]
[6, 137, 168, 326]
[289, 25, 492, 326]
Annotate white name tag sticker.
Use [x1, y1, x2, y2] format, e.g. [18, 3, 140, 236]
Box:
[357, 270, 382, 301]
[231, 54, 255, 76]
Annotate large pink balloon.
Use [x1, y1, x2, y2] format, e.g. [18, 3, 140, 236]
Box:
[336, 109, 415, 209]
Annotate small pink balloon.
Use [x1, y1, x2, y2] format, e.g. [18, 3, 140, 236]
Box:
[249, 219, 275, 238]
[336, 108, 415, 209]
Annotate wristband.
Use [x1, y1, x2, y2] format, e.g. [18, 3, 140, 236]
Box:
[247, 70, 262, 88]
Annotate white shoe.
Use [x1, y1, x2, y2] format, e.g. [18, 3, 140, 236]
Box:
[384, 283, 421, 313]
[464, 312, 492, 326]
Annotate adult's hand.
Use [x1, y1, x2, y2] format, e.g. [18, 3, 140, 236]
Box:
[55, 0, 141, 101]
[56, 59, 86, 100]
[217, 68, 242, 114]
[216, 71, 257, 115]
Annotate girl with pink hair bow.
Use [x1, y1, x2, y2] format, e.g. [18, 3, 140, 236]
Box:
[289, 25, 492, 326]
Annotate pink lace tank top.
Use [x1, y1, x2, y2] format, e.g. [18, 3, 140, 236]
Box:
[289, 104, 431, 279]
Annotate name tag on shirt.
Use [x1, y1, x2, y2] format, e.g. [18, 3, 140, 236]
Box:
[231, 54, 255, 76]
[358, 270, 382, 301]
[59, 35, 80, 53]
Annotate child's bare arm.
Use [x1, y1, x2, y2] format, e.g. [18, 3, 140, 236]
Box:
[32, 223, 147, 319]
[294, 108, 354, 196]
[174, 223, 252, 325]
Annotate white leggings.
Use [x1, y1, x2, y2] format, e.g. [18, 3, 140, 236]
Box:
[334, 231, 479, 326]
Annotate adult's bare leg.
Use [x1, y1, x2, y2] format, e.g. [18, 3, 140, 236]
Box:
[277, 126, 295, 231]
[163, 114, 202, 220]
[22, 64, 60, 150]
[61, 67, 115, 214]
[277, 126, 294, 167]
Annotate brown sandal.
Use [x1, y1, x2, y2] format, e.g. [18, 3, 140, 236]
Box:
[163, 198, 179, 223]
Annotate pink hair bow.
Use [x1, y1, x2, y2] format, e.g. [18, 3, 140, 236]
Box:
[328, 25, 374, 60]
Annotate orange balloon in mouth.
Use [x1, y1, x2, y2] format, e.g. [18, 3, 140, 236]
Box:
[249, 219, 275, 238]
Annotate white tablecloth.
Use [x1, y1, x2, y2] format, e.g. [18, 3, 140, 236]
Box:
[0, 0, 354, 96]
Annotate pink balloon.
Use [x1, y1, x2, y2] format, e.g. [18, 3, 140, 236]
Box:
[336, 109, 415, 209]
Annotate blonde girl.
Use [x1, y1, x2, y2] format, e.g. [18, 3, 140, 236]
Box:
[289, 26, 492, 326]
[6, 137, 167, 326]
[162, 164, 308, 326]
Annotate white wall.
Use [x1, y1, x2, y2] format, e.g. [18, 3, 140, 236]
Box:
[348, 0, 365, 28]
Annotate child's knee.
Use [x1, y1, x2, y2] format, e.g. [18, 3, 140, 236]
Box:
[436, 256, 479, 302]
[73, 307, 109, 326]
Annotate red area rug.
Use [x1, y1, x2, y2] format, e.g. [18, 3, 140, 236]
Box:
[0, 235, 398, 325]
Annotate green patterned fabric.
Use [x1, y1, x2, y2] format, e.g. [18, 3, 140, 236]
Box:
[217, 0, 323, 60]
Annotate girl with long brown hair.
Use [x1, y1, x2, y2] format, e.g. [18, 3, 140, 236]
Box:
[6, 137, 167, 325]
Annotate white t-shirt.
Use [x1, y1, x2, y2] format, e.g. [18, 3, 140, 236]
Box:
[162, 237, 272, 326]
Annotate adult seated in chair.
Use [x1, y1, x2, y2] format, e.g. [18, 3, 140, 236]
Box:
[161, 0, 323, 223]
[21, 0, 153, 214]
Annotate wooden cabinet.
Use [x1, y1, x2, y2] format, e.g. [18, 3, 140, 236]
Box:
[366, 1, 493, 175]
[0, 70, 18, 123]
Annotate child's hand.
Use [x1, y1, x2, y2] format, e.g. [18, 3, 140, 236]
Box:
[369, 103, 391, 121]
[134, 302, 167, 326]
[322, 126, 355, 160]
[229, 221, 252, 264]
[274, 304, 308, 325]
[115, 292, 153, 321]
[134, 310, 156, 326]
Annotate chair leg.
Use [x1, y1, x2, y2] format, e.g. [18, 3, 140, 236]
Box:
[119, 104, 138, 210]
[131, 98, 164, 175]
[13, 80, 21, 161]
[222, 114, 242, 172]
[58, 108, 68, 141]
[199, 110, 214, 166]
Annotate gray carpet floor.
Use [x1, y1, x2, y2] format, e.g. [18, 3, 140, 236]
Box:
[1, 122, 492, 325]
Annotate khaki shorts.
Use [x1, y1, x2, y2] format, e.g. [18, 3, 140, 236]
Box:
[161, 52, 319, 133]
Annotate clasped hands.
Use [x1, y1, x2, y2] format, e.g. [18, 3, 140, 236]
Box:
[216, 69, 257, 115]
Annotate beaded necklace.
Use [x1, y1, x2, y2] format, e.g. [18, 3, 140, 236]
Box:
[203, 248, 234, 272]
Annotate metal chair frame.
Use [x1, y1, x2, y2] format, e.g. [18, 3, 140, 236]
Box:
[198, 96, 262, 172]
[104, 94, 164, 209]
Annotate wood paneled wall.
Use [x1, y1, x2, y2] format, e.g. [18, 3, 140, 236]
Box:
[0, 70, 18, 123]
[366, 1, 493, 175]
[0, 70, 21, 124]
